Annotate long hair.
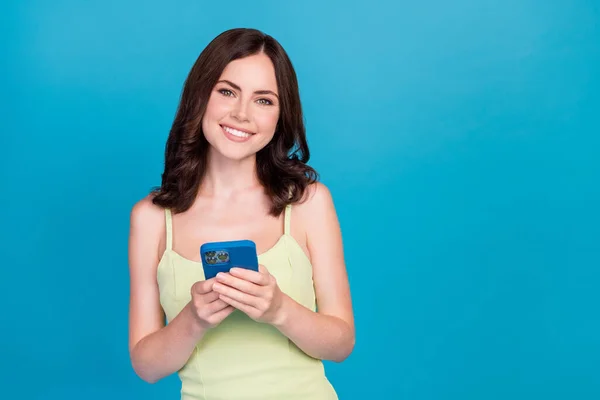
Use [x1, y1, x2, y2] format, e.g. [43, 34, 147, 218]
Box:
[151, 28, 318, 216]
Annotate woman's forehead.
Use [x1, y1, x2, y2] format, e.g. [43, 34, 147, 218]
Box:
[218, 54, 278, 93]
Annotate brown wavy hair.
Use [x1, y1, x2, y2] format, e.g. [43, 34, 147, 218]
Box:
[151, 28, 318, 216]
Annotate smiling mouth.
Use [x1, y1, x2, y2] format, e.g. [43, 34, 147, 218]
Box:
[221, 124, 255, 139]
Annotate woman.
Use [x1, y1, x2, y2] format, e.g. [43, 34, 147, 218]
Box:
[128, 28, 355, 400]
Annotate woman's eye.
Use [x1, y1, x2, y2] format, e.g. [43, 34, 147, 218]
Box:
[219, 89, 234, 97]
[257, 98, 273, 106]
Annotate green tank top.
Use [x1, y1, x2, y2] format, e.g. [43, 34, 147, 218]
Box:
[157, 204, 338, 400]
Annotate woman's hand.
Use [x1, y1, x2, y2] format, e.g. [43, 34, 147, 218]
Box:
[212, 265, 287, 325]
[189, 278, 236, 330]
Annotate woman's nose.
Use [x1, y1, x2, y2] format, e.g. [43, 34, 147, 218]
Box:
[231, 99, 250, 122]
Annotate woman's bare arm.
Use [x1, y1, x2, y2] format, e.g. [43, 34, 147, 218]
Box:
[128, 197, 208, 383]
[272, 183, 355, 362]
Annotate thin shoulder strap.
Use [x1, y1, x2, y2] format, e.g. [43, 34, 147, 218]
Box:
[165, 208, 173, 250]
[284, 204, 292, 235]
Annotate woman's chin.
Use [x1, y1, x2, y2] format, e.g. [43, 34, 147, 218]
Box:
[208, 145, 257, 162]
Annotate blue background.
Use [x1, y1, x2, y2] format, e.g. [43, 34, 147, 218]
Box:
[2, 0, 599, 399]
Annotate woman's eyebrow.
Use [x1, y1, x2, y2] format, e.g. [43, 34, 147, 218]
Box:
[217, 80, 279, 99]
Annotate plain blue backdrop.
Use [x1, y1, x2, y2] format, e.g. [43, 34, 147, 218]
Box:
[2, 0, 599, 399]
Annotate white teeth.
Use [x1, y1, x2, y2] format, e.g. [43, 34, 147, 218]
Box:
[223, 126, 251, 138]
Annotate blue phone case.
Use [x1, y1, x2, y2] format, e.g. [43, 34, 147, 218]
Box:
[200, 239, 259, 280]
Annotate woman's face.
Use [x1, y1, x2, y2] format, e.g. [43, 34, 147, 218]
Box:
[202, 53, 281, 162]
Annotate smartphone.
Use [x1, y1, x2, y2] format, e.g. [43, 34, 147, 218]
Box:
[200, 239, 259, 280]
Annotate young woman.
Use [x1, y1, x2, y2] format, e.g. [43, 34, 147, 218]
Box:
[128, 28, 355, 400]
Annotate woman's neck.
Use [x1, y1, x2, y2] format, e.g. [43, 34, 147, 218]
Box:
[198, 150, 261, 201]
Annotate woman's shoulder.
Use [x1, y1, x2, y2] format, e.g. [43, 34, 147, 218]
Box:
[130, 194, 166, 231]
[294, 182, 336, 221]
[128, 195, 168, 265]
